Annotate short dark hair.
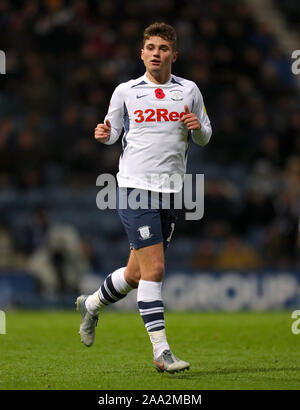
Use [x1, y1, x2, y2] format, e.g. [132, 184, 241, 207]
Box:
[143, 22, 178, 52]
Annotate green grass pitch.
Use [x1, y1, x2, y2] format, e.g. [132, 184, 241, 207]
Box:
[0, 310, 299, 390]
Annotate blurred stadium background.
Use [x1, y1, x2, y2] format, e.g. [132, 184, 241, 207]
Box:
[0, 0, 299, 311]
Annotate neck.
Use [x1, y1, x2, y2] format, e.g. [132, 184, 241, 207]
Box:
[146, 70, 171, 84]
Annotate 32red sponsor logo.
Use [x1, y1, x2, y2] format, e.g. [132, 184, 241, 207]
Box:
[134, 108, 185, 123]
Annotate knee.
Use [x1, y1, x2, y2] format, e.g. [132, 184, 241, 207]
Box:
[145, 261, 165, 282]
[124, 267, 140, 289]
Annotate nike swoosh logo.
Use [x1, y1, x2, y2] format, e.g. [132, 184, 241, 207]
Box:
[136, 94, 149, 99]
[154, 360, 165, 371]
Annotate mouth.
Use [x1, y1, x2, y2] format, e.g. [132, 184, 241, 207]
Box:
[151, 59, 161, 66]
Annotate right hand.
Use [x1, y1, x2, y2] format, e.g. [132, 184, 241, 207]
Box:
[94, 119, 111, 143]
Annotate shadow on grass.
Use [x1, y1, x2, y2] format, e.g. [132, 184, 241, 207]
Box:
[171, 367, 300, 379]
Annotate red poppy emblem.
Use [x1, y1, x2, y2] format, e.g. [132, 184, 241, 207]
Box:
[155, 88, 165, 99]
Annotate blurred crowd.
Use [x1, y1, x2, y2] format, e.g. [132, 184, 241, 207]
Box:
[0, 0, 299, 294]
[274, 0, 300, 38]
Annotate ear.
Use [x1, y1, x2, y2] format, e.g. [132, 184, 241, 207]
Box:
[172, 51, 178, 63]
[141, 48, 144, 61]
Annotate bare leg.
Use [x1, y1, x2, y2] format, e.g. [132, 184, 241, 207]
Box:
[124, 250, 141, 288]
[133, 242, 165, 281]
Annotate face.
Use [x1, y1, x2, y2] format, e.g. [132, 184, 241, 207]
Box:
[141, 36, 177, 75]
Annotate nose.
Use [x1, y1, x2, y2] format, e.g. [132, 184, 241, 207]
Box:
[152, 48, 160, 58]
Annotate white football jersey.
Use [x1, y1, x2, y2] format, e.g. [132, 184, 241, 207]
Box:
[104, 73, 212, 192]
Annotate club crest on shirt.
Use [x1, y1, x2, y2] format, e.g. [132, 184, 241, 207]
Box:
[138, 225, 152, 240]
[170, 90, 183, 101]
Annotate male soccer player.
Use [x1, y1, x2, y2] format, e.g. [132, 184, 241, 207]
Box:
[76, 22, 212, 373]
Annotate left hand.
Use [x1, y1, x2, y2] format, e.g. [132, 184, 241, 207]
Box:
[180, 105, 201, 130]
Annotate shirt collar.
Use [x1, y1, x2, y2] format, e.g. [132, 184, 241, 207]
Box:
[143, 72, 173, 85]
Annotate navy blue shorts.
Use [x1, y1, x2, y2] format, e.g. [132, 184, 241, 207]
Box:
[117, 187, 179, 250]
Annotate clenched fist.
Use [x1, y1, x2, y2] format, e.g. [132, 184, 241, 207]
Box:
[180, 105, 201, 130]
[94, 119, 111, 143]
